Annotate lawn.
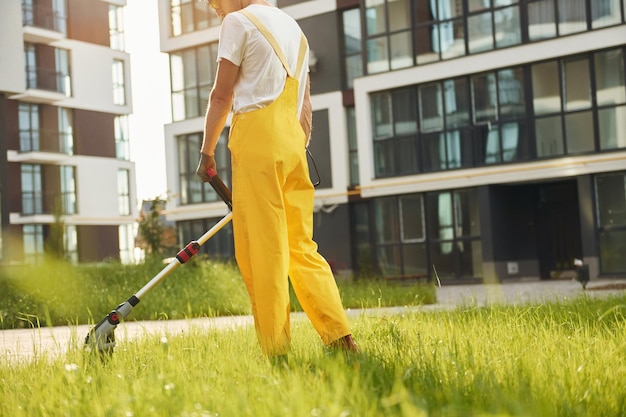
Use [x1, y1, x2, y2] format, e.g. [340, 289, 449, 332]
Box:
[1, 293, 625, 417]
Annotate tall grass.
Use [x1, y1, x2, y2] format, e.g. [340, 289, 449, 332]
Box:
[1, 294, 624, 417]
[0, 260, 434, 329]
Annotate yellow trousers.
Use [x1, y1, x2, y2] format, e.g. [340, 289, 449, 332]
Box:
[228, 77, 351, 356]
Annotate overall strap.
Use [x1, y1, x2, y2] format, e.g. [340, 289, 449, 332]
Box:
[239, 9, 308, 79]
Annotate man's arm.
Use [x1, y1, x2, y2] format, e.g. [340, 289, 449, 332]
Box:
[196, 58, 239, 182]
[299, 73, 313, 148]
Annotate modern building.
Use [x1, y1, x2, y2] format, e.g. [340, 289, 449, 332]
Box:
[0, 0, 138, 264]
[157, 0, 626, 283]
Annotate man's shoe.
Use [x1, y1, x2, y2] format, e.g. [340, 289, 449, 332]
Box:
[329, 334, 359, 353]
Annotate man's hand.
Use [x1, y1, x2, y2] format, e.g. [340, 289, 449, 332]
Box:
[196, 153, 216, 183]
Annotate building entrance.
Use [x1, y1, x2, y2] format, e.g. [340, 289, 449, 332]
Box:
[533, 180, 583, 279]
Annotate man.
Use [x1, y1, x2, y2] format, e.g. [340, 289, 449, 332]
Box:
[196, 0, 358, 361]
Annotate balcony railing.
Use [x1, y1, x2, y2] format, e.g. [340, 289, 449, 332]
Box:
[21, 190, 77, 216]
[22, 3, 67, 34]
[20, 129, 74, 155]
[25, 66, 71, 96]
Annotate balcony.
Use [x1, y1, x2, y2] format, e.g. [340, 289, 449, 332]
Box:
[11, 67, 71, 104]
[21, 190, 77, 217]
[22, 3, 67, 44]
[20, 130, 74, 155]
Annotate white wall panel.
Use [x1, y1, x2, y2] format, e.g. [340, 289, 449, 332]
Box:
[0, 0, 26, 94]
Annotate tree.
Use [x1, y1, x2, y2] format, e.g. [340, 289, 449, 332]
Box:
[137, 197, 168, 257]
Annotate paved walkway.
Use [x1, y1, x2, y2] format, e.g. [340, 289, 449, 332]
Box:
[2, 278, 624, 362]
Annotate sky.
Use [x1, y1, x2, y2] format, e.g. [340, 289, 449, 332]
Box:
[124, 0, 172, 203]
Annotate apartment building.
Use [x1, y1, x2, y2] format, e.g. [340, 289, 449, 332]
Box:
[0, 0, 138, 263]
[157, 0, 626, 283]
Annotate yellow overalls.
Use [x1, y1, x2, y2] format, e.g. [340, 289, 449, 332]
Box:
[228, 10, 352, 357]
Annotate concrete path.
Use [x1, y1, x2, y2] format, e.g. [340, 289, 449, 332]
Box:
[2, 278, 624, 362]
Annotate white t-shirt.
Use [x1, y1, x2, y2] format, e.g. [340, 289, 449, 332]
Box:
[217, 5, 309, 116]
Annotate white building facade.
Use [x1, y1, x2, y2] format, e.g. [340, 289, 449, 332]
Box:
[157, 0, 626, 283]
[0, 0, 138, 263]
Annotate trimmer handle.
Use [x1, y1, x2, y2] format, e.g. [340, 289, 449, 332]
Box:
[207, 168, 233, 210]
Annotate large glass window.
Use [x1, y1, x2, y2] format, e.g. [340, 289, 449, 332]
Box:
[115, 115, 130, 160]
[21, 164, 42, 215]
[178, 218, 234, 260]
[65, 225, 78, 263]
[55, 48, 71, 97]
[426, 189, 482, 280]
[109, 4, 125, 51]
[595, 49, 626, 150]
[119, 224, 135, 264]
[592, 0, 623, 28]
[58, 107, 73, 155]
[373, 88, 419, 177]
[170, 44, 218, 121]
[23, 224, 44, 263]
[374, 194, 427, 277]
[170, 0, 219, 36]
[341, 0, 621, 87]
[60, 166, 76, 215]
[112, 59, 126, 105]
[595, 172, 626, 273]
[118, 169, 131, 216]
[368, 188, 483, 281]
[347, 107, 360, 186]
[365, 0, 414, 73]
[19, 103, 39, 152]
[177, 131, 230, 205]
[342, 9, 363, 89]
[24, 44, 71, 95]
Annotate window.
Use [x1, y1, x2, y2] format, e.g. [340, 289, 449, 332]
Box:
[347, 107, 360, 186]
[22, 0, 67, 34]
[109, 4, 125, 51]
[119, 224, 135, 264]
[365, 0, 413, 73]
[21, 164, 42, 215]
[23, 44, 71, 95]
[372, 88, 419, 177]
[19, 103, 39, 152]
[60, 166, 76, 215]
[372, 65, 531, 177]
[23, 224, 44, 263]
[115, 115, 130, 160]
[178, 218, 234, 260]
[595, 172, 626, 273]
[170, 0, 220, 36]
[592, 0, 622, 28]
[426, 189, 482, 280]
[370, 189, 481, 280]
[595, 49, 626, 150]
[342, 8, 364, 88]
[65, 225, 78, 263]
[531, 53, 609, 157]
[374, 195, 429, 277]
[170, 44, 218, 121]
[177, 131, 230, 205]
[55, 48, 71, 96]
[118, 169, 131, 215]
[18, 104, 73, 154]
[112, 59, 126, 105]
[342, 0, 623, 85]
[58, 107, 73, 155]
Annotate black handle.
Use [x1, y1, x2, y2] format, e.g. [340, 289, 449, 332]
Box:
[207, 168, 233, 210]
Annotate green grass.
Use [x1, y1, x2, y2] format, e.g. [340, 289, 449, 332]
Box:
[0, 259, 435, 329]
[1, 294, 625, 416]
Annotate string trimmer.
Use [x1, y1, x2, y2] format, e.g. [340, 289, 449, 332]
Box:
[84, 169, 232, 357]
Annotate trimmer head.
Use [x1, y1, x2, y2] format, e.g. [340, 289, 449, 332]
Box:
[84, 297, 137, 358]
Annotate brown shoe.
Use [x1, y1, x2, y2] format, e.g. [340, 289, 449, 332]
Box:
[329, 334, 359, 353]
